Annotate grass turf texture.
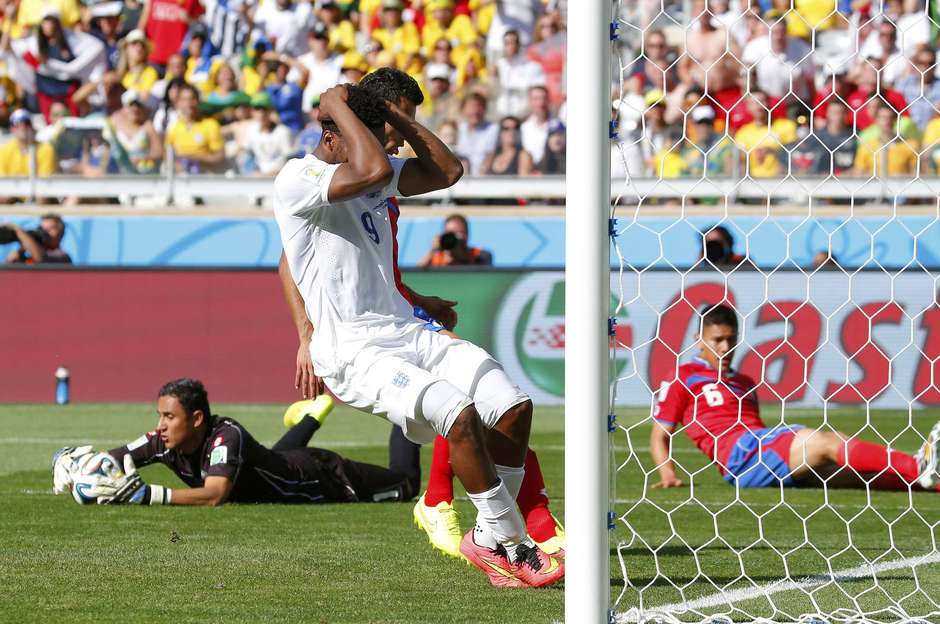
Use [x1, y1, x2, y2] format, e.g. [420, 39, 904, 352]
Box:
[0, 404, 938, 623]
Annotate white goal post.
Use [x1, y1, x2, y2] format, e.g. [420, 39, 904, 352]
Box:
[566, 0, 940, 622]
[565, 0, 613, 622]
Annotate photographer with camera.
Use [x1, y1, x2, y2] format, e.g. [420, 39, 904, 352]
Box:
[700, 225, 745, 269]
[417, 213, 493, 268]
[2, 213, 72, 264]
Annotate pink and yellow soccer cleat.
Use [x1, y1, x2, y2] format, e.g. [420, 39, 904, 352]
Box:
[510, 543, 565, 588]
[459, 530, 525, 588]
[534, 513, 566, 558]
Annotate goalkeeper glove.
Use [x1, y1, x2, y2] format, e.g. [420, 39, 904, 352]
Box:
[52, 445, 95, 495]
[99, 455, 172, 505]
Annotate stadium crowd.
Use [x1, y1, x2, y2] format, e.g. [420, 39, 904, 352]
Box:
[3, 0, 940, 188]
[0, 0, 568, 185]
[615, 0, 940, 180]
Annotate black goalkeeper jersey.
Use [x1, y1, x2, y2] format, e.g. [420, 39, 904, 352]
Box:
[108, 416, 358, 503]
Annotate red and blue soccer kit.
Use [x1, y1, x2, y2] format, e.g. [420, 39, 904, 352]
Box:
[654, 357, 803, 487]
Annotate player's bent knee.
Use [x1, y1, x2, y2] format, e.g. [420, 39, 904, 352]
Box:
[470, 365, 530, 430]
[419, 379, 474, 440]
[493, 399, 533, 434]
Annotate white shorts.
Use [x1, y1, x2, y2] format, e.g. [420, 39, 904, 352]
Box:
[324, 328, 529, 444]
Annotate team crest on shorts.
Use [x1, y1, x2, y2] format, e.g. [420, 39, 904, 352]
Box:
[392, 373, 410, 388]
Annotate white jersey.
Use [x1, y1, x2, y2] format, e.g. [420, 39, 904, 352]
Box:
[273, 153, 418, 378]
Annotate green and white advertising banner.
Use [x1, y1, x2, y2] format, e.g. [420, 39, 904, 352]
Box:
[403, 269, 940, 408]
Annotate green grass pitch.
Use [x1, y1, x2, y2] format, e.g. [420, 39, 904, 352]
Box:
[1, 403, 938, 623]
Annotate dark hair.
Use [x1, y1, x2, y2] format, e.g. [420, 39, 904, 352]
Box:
[495, 115, 522, 155]
[359, 67, 425, 106]
[462, 92, 487, 109]
[40, 213, 65, 235]
[708, 225, 734, 246]
[444, 213, 469, 231]
[322, 84, 387, 134]
[158, 378, 211, 419]
[701, 304, 738, 330]
[177, 83, 201, 102]
[37, 17, 66, 64]
[528, 85, 549, 97]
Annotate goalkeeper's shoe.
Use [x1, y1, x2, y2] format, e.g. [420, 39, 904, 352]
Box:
[413, 493, 463, 559]
[533, 513, 566, 558]
[459, 529, 525, 588]
[283, 395, 334, 429]
[510, 542, 565, 588]
[916, 420, 940, 489]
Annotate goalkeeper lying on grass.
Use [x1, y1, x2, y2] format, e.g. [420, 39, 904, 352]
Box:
[53, 378, 417, 506]
[651, 305, 940, 492]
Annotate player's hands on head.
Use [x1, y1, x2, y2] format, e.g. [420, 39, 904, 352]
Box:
[295, 340, 326, 398]
[319, 84, 349, 116]
[652, 475, 685, 489]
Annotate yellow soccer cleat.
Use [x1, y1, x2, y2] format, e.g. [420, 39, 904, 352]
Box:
[283, 395, 334, 429]
[534, 513, 566, 557]
[413, 493, 464, 559]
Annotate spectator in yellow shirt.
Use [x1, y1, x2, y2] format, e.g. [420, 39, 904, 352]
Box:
[165, 84, 225, 173]
[12, 0, 80, 38]
[734, 90, 797, 177]
[183, 26, 226, 96]
[854, 104, 919, 178]
[319, 0, 356, 53]
[920, 114, 940, 173]
[422, 0, 479, 58]
[119, 30, 158, 100]
[0, 110, 56, 203]
[372, 0, 421, 71]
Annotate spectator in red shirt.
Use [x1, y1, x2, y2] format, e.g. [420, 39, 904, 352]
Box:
[812, 66, 854, 128]
[527, 13, 566, 108]
[139, 0, 204, 69]
[846, 59, 907, 131]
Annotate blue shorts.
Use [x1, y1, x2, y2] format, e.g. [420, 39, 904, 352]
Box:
[413, 305, 444, 332]
[722, 424, 805, 488]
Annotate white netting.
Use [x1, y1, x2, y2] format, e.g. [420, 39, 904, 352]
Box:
[609, 0, 940, 622]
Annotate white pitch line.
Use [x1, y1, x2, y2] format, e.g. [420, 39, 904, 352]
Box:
[611, 498, 935, 513]
[618, 551, 940, 622]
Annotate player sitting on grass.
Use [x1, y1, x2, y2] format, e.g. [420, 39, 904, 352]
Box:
[276, 67, 565, 562]
[652, 304, 940, 491]
[272, 83, 563, 587]
[53, 378, 417, 505]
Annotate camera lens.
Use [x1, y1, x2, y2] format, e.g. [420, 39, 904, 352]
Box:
[440, 232, 458, 251]
[705, 239, 730, 264]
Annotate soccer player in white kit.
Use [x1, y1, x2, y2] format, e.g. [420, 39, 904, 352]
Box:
[272, 84, 564, 588]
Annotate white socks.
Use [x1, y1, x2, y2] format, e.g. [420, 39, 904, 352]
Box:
[495, 464, 525, 499]
[468, 465, 530, 560]
[467, 477, 526, 549]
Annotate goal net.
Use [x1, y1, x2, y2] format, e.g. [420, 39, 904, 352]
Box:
[604, 0, 940, 622]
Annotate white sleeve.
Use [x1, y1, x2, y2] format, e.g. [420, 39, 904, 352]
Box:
[273, 158, 340, 218]
[379, 157, 408, 200]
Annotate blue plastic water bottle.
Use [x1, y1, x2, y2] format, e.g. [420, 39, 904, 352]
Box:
[55, 367, 70, 405]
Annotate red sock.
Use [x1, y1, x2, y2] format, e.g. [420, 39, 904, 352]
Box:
[836, 439, 920, 490]
[423, 435, 454, 506]
[517, 448, 557, 543]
